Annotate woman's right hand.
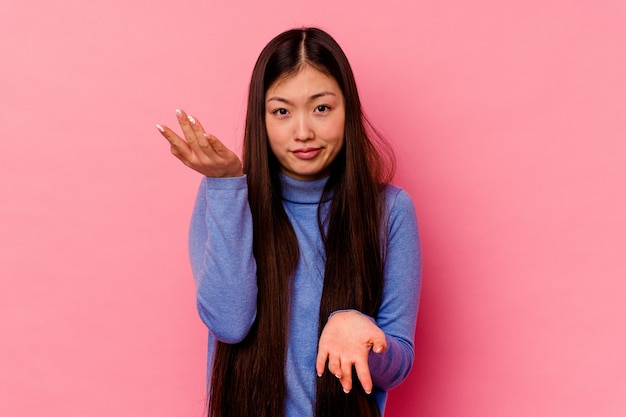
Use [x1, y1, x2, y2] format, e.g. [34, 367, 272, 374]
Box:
[156, 109, 243, 178]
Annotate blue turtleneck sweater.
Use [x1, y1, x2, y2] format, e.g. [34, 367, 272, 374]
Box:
[188, 173, 421, 416]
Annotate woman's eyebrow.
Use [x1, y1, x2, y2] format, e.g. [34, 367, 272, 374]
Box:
[266, 96, 292, 104]
[309, 91, 336, 101]
[266, 91, 337, 104]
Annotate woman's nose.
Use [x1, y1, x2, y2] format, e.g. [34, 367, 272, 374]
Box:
[294, 115, 314, 141]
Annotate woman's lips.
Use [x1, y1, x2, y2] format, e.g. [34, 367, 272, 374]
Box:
[292, 147, 321, 160]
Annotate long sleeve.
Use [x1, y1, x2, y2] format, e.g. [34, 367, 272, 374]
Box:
[368, 187, 422, 390]
[188, 175, 258, 344]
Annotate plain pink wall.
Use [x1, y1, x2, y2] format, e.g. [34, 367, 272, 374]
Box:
[1, 0, 625, 416]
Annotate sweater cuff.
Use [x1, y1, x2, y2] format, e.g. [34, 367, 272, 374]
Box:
[327, 309, 377, 324]
[204, 175, 247, 190]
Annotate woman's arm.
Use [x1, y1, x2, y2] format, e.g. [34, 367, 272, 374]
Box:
[157, 109, 257, 343]
[367, 188, 421, 389]
[316, 188, 421, 393]
[189, 176, 258, 343]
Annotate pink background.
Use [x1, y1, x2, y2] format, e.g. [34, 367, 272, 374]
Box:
[1, 0, 625, 416]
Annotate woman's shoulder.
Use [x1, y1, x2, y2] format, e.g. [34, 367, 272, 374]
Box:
[381, 183, 419, 238]
[382, 183, 415, 213]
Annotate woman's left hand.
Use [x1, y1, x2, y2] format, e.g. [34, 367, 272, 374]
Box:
[315, 310, 387, 394]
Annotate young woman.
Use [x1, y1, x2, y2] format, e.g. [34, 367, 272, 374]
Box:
[156, 27, 421, 417]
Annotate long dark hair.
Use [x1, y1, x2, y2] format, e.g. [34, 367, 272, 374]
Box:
[209, 27, 396, 417]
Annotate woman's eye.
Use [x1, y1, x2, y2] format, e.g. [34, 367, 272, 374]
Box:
[272, 108, 288, 116]
[316, 105, 330, 113]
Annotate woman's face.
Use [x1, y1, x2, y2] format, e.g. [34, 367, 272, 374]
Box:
[265, 65, 345, 181]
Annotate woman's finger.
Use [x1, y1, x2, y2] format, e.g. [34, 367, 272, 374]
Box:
[187, 114, 212, 151]
[156, 124, 194, 162]
[339, 360, 353, 393]
[175, 109, 203, 148]
[354, 358, 373, 394]
[327, 354, 342, 379]
[206, 133, 231, 157]
[315, 347, 328, 377]
[176, 109, 223, 168]
[371, 333, 388, 354]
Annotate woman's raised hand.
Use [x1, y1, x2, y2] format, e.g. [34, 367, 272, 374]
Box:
[315, 310, 387, 395]
[157, 109, 243, 178]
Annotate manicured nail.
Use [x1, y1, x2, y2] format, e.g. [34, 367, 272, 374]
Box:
[156, 124, 165, 133]
[317, 373, 322, 377]
[175, 109, 183, 118]
[343, 388, 350, 394]
[374, 346, 383, 353]
[188, 115, 196, 125]
[365, 389, 372, 395]
[335, 374, 341, 379]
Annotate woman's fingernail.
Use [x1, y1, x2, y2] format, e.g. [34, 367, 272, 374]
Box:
[343, 388, 350, 394]
[188, 115, 196, 125]
[175, 109, 183, 118]
[375, 346, 383, 353]
[317, 373, 322, 377]
[156, 124, 165, 133]
[335, 374, 341, 379]
[365, 389, 372, 395]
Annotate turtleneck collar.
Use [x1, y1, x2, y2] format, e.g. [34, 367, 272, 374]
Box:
[279, 172, 333, 204]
